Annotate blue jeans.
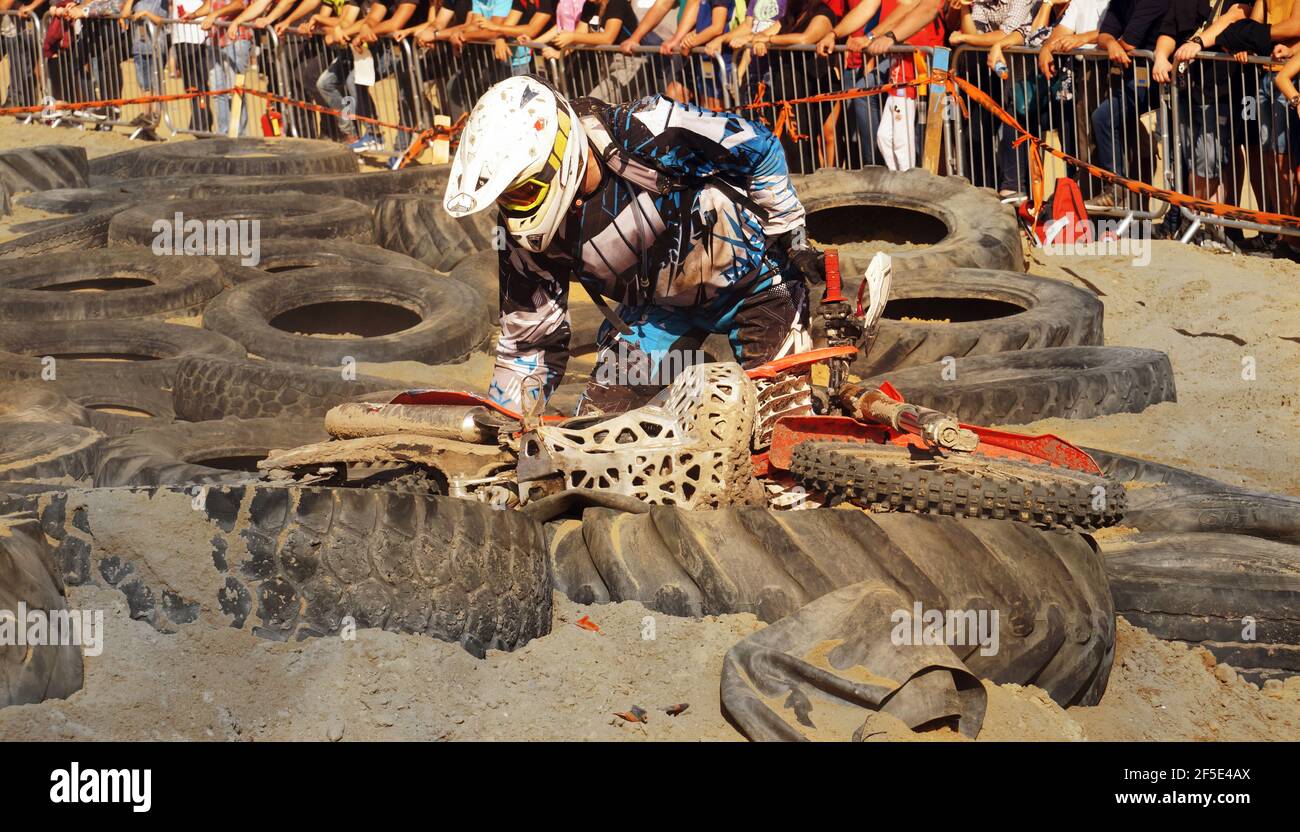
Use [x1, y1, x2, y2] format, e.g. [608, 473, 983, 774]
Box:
[317, 51, 358, 137]
[210, 39, 251, 136]
[1257, 72, 1300, 155]
[844, 65, 887, 168]
[133, 52, 158, 94]
[1091, 80, 1153, 181]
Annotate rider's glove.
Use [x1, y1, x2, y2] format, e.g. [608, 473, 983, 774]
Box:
[778, 229, 826, 284]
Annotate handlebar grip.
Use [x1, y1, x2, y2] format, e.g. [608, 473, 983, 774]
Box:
[822, 248, 844, 303]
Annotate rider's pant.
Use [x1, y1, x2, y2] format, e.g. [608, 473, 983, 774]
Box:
[577, 278, 811, 416]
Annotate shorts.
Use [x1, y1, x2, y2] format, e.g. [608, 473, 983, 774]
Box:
[1256, 73, 1300, 155]
[1178, 101, 1230, 179]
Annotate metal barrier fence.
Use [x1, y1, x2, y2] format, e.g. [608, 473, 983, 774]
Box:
[1167, 51, 1300, 237]
[949, 45, 1173, 222]
[0, 10, 45, 123]
[547, 44, 732, 112]
[34, 13, 163, 132]
[5, 15, 1297, 238]
[157, 18, 274, 139]
[536, 44, 944, 175]
[265, 27, 401, 149]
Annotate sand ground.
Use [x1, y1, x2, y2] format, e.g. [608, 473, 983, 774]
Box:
[0, 121, 1297, 740]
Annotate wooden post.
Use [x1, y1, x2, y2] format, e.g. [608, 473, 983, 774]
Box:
[922, 47, 950, 174]
[431, 115, 451, 165]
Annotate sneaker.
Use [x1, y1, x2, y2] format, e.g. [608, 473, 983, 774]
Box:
[349, 134, 383, 154]
[386, 155, 405, 171]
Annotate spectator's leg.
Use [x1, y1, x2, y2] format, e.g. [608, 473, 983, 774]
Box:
[68, 29, 92, 109]
[878, 94, 917, 171]
[348, 64, 380, 144]
[179, 42, 211, 132]
[10, 22, 40, 108]
[231, 39, 251, 137]
[298, 47, 336, 139]
[848, 65, 886, 168]
[996, 117, 1021, 194]
[209, 44, 230, 135]
[1252, 73, 1291, 219]
[1089, 80, 1141, 201]
[106, 23, 126, 102]
[316, 51, 356, 140]
[391, 43, 419, 152]
[133, 54, 156, 124]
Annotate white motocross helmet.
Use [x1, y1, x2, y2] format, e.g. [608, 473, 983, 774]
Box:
[443, 75, 589, 254]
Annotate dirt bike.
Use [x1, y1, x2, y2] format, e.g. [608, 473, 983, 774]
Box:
[259, 252, 1125, 530]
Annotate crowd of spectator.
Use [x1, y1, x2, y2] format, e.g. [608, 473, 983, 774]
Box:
[1, 0, 1298, 225]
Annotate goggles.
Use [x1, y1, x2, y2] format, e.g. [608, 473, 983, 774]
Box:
[496, 106, 573, 216]
[498, 176, 551, 213]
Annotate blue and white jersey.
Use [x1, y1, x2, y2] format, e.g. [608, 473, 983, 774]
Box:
[489, 95, 805, 411]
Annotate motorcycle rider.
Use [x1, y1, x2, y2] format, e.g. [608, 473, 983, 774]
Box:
[443, 74, 825, 415]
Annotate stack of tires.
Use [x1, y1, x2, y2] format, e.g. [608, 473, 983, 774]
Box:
[0, 139, 546, 711]
[790, 167, 1300, 690]
[794, 166, 1179, 424]
[0, 138, 499, 492]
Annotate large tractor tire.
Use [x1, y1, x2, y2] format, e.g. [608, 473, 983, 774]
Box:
[210, 238, 435, 287]
[793, 166, 1023, 277]
[0, 206, 125, 258]
[373, 192, 497, 273]
[1104, 531, 1300, 685]
[201, 266, 490, 366]
[866, 346, 1177, 425]
[0, 320, 245, 389]
[0, 516, 84, 708]
[186, 164, 449, 205]
[124, 137, 358, 179]
[24, 484, 552, 655]
[850, 269, 1104, 377]
[547, 507, 1115, 711]
[0, 248, 225, 322]
[108, 194, 374, 247]
[0, 145, 88, 194]
[171, 355, 396, 421]
[93, 417, 327, 487]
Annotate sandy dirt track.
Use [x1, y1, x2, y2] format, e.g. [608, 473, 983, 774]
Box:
[0, 122, 1297, 740]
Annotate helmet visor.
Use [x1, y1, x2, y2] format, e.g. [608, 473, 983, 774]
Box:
[498, 176, 551, 213]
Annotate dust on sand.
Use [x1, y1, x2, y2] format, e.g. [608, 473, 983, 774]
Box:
[2, 589, 1295, 741]
[1018, 243, 1299, 495]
